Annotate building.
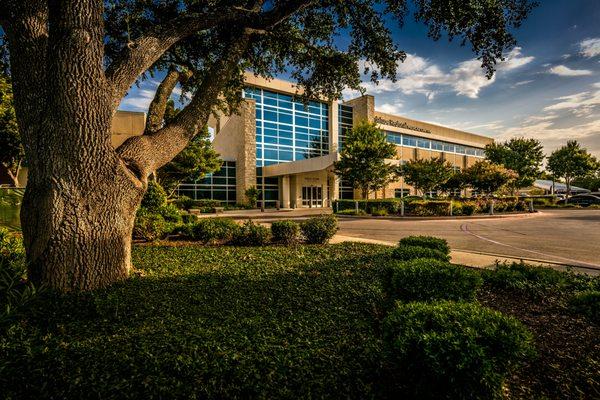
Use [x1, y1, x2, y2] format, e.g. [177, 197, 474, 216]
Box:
[178, 73, 493, 208]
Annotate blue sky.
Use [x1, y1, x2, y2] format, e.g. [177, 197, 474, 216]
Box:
[120, 0, 600, 156]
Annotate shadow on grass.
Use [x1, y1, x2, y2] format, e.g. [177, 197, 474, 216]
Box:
[2, 243, 393, 400]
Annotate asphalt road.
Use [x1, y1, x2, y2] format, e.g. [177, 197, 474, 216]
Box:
[336, 209, 600, 271]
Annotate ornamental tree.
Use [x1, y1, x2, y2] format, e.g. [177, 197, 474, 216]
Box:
[401, 157, 454, 198]
[464, 160, 518, 197]
[0, 74, 23, 187]
[485, 137, 544, 193]
[1, 0, 536, 291]
[547, 141, 598, 201]
[334, 121, 397, 199]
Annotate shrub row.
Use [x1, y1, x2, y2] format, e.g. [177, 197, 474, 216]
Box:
[334, 197, 531, 217]
[134, 214, 338, 246]
[381, 236, 534, 399]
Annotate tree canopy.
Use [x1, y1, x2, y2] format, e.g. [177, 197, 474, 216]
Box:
[547, 141, 598, 199]
[463, 160, 517, 197]
[333, 121, 397, 199]
[401, 157, 454, 198]
[485, 137, 544, 192]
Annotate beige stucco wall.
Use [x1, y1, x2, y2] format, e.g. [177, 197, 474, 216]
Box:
[111, 110, 146, 147]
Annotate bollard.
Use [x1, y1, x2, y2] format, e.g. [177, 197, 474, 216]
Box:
[401, 200, 405, 217]
[276, 200, 280, 210]
[489, 200, 494, 215]
[335, 201, 338, 213]
[355, 200, 359, 214]
[449, 201, 453, 217]
[529, 199, 534, 213]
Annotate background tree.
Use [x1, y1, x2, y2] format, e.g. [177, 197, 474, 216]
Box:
[334, 121, 397, 199]
[485, 137, 544, 193]
[463, 160, 517, 197]
[439, 169, 468, 197]
[401, 157, 453, 198]
[547, 141, 598, 201]
[0, 74, 23, 187]
[1, 0, 536, 291]
[572, 171, 600, 192]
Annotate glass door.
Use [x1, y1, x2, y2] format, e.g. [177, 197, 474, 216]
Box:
[302, 186, 323, 208]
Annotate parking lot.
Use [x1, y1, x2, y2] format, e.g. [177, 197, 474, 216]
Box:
[336, 209, 600, 272]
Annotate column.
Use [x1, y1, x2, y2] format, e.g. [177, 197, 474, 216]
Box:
[281, 175, 291, 209]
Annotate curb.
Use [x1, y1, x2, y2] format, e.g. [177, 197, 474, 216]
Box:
[335, 211, 539, 222]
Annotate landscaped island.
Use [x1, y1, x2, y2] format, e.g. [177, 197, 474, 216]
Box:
[1, 228, 598, 399]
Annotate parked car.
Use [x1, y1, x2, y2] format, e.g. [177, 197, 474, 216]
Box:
[557, 194, 600, 207]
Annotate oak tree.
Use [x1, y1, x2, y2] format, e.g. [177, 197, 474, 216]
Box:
[547, 141, 598, 200]
[485, 137, 544, 193]
[1, 0, 536, 291]
[401, 157, 454, 198]
[464, 160, 517, 197]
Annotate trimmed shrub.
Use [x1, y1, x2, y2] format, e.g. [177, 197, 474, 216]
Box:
[333, 199, 400, 214]
[387, 258, 482, 302]
[141, 181, 167, 210]
[173, 195, 196, 210]
[382, 301, 535, 399]
[133, 208, 169, 241]
[232, 220, 270, 246]
[391, 245, 450, 262]
[398, 236, 450, 255]
[158, 203, 183, 223]
[569, 290, 600, 324]
[190, 218, 238, 244]
[270, 220, 300, 245]
[301, 215, 338, 244]
[409, 200, 451, 216]
[181, 213, 198, 225]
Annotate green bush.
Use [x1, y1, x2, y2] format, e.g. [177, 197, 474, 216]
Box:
[300, 215, 338, 244]
[569, 290, 600, 324]
[190, 218, 238, 244]
[1, 228, 41, 328]
[391, 245, 450, 262]
[141, 181, 167, 210]
[333, 199, 400, 214]
[133, 208, 169, 241]
[483, 262, 575, 296]
[181, 213, 197, 225]
[232, 220, 270, 246]
[382, 301, 535, 399]
[456, 201, 477, 215]
[398, 236, 450, 255]
[387, 258, 482, 302]
[173, 195, 196, 210]
[335, 209, 367, 216]
[409, 200, 451, 216]
[370, 207, 388, 216]
[270, 220, 300, 245]
[158, 203, 183, 223]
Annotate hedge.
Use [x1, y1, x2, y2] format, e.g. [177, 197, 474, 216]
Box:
[333, 199, 400, 214]
[231, 220, 270, 246]
[569, 290, 600, 324]
[382, 301, 535, 399]
[301, 215, 338, 244]
[398, 236, 450, 254]
[270, 220, 300, 244]
[189, 218, 239, 244]
[391, 245, 450, 262]
[387, 258, 482, 302]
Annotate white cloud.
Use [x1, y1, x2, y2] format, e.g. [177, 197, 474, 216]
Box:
[548, 65, 593, 76]
[543, 88, 600, 117]
[579, 38, 600, 58]
[349, 47, 534, 100]
[120, 88, 156, 111]
[376, 102, 404, 115]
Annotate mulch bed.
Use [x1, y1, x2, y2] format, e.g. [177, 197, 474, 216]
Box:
[478, 286, 600, 399]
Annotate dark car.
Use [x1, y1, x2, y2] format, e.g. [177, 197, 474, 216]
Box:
[557, 194, 600, 207]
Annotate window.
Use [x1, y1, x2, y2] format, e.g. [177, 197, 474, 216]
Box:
[338, 104, 353, 149]
[417, 138, 431, 149]
[394, 188, 410, 198]
[339, 180, 354, 200]
[176, 161, 237, 204]
[386, 132, 402, 145]
[403, 135, 417, 147]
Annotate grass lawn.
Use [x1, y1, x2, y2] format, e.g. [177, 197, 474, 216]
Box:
[1, 242, 599, 399]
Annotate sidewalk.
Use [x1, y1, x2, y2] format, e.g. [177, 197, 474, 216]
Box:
[330, 235, 599, 276]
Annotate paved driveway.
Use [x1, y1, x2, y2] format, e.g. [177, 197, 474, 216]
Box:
[336, 209, 600, 271]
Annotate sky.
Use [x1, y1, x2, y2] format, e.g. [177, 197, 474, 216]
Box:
[120, 0, 600, 157]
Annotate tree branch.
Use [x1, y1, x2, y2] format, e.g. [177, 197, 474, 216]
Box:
[105, 0, 314, 112]
[116, 34, 253, 181]
[144, 66, 192, 134]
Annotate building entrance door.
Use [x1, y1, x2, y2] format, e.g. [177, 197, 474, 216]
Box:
[302, 186, 323, 208]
